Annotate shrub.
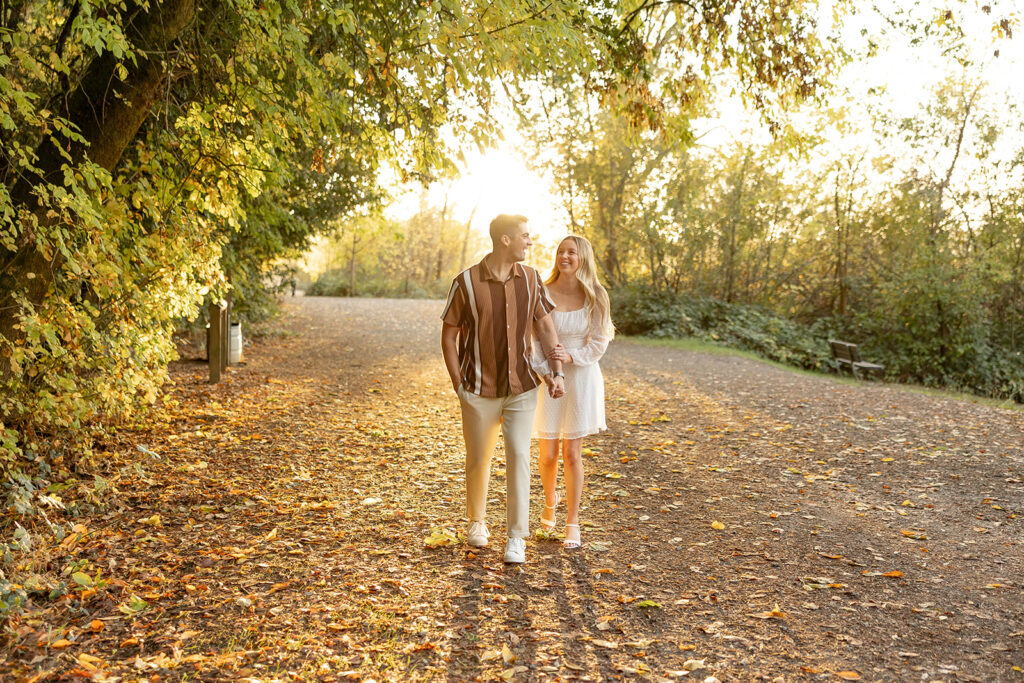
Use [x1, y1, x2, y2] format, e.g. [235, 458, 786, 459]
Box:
[611, 286, 832, 370]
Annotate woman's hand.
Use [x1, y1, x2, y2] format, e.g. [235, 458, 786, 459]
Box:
[547, 344, 572, 364]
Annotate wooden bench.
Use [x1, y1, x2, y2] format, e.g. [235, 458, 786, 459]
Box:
[828, 339, 885, 379]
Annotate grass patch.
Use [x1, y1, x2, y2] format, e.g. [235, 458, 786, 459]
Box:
[619, 335, 1024, 412]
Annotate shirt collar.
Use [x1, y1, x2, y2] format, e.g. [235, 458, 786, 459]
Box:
[479, 256, 523, 282]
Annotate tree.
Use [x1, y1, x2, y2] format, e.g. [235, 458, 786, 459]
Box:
[522, 0, 847, 289]
[0, 0, 678, 482]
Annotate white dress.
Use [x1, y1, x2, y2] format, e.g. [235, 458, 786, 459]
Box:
[532, 308, 610, 439]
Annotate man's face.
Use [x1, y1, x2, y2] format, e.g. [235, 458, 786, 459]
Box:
[505, 223, 533, 261]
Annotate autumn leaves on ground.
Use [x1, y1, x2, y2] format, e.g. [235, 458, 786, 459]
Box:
[4, 297, 1023, 682]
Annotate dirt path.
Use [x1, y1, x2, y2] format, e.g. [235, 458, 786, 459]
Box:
[5, 297, 1022, 682]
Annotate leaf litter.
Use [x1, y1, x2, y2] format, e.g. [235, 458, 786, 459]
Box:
[3, 297, 1022, 681]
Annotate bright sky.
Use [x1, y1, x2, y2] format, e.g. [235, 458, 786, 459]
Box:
[385, 137, 569, 271]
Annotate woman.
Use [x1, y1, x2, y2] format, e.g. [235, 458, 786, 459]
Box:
[532, 235, 615, 549]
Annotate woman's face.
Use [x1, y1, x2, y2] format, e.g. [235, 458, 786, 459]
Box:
[556, 239, 580, 278]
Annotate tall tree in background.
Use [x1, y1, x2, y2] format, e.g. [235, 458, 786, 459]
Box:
[523, 0, 846, 287]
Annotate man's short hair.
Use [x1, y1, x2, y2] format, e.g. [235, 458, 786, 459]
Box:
[489, 214, 529, 245]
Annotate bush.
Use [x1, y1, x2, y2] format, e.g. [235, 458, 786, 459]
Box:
[307, 270, 353, 297]
[306, 270, 451, 299]
[612, 286, 1024, 403]
[612, 286, 832, 370]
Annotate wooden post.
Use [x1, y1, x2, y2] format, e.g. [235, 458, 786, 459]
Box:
[220, 300, 228, 372]
[209, 300, 223, 383]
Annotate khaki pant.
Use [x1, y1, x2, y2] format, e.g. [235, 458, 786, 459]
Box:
[458, 385, 538, 539]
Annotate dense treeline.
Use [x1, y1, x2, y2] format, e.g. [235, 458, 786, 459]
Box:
[556, 100, 1024, 398]
[518, 7, 1024, 402]
[308, 204, 488, 299]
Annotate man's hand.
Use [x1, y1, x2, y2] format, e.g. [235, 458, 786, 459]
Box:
[548, 375, 565, 399]
[441, 323, 464, 395]
[547, 343, 572, 364]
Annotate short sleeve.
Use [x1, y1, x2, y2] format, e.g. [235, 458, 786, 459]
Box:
[532, 272, 556, 322]
[441, 278, 466, 327]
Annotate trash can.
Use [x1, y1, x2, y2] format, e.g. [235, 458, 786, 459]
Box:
[229, 322, 243, 364]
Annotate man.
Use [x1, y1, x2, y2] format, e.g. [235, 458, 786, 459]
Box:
[441, 214, 564, 564]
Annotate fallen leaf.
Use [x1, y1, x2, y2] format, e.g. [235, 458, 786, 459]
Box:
[683, 658, 705, 671]
[424, 528, 458, 548]
[835, 672, 861, 680]
[750, 603, 786, 619]
[502, 643, 516, 664]
[711, 520, 725, 530]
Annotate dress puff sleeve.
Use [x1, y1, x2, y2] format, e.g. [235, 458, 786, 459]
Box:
[570, 318, 610, 367]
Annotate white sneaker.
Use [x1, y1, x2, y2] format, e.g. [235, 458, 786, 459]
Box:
[504, 537, 526, 564]
[466, 521, 489, 547]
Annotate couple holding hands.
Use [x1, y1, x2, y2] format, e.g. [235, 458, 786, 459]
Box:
[440, 214, 614, 564]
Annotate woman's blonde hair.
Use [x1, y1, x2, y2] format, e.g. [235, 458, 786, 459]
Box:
[546, 235, 615, 340]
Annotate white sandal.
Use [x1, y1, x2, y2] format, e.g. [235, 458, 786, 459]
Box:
[540, 492, 561, 531]
[564, 523, 581, 549]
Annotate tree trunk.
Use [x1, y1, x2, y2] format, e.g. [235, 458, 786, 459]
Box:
[0, 0, 197, 371]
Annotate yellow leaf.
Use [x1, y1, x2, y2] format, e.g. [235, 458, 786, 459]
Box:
[749, 604, 786, 619]
[881, 571, 903, 578]
[502, 643, 516, 663]
[137, 514, 161, 527]
[264, 527, 278, 541]
[50, 639, 72, 649]
[424, 528, 458, 547]
[836, 671, 861, 680]
[480, 649, 501, 662]
[77, 653, 104, 667]
[89, 620, 105, 632]
[711, 521, 725, 530]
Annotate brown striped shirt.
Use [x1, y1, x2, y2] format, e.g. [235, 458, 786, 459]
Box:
[441, 258, 555, 397]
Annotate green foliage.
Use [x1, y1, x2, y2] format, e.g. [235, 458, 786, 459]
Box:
[527, 35, 1024, 405]
[613, 286, 831, 370]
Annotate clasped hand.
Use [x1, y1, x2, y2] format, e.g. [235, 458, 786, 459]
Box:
[547, 343, 572, 364]
[546, 374, 565, 399]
